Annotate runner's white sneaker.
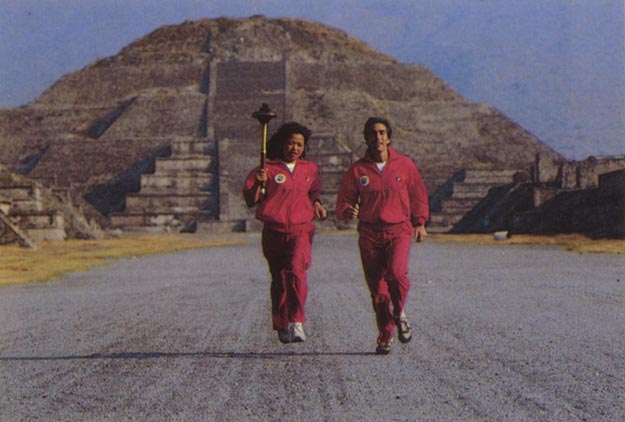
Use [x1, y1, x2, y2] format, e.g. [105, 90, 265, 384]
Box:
[290, 322, 306, 342]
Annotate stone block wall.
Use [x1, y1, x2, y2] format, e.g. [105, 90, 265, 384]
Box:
[511, 169, 625, 237]
[555, 156, 625, 190]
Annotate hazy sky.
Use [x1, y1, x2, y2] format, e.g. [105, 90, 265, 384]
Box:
[1, 0, 623, 160]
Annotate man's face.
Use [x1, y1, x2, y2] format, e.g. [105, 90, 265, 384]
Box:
[365, 122, 390, 156]
[282, 133, 305, 163]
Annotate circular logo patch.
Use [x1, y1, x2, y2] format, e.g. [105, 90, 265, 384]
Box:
[359, 175, 370, 187]
[274, 173, 286, 184]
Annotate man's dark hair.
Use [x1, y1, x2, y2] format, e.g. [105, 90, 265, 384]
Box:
[267, 121, 312, 160]
[363, 117, 393, 140]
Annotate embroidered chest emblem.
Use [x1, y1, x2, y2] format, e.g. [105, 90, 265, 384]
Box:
[359, 175, 370, 187]
[274, 173, 287, 184]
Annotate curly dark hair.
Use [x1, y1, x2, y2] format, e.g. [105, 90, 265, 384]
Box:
[363, 117, 393, 140]
[266, 122, 312, 160]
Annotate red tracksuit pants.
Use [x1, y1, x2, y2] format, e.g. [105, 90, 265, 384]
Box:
[358, 222, 413, 344]
[262, 225, 314, 331]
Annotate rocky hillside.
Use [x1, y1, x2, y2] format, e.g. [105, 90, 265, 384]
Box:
[0, 16, 564, 226]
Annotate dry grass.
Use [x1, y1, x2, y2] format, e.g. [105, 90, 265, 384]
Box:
[1, 232, 622, 286]
[0, 233, 247, 286]
[430, 233, 625, 255]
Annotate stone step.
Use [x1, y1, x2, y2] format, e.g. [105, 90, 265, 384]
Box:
[440, 197, 479, 213]
[314, 215, 352, 232]
[10, 212, 65, 229]
[155, 156, 215, 173]
[196, 220, 247, 233]
[108, 225, 175, 234]
[428, 212, 465, 227]
[5, 199, 44, 213]
[125, 193, 216, 214]
[317, 164, 349, 174]
[0, 185, 41, 201]
[307, 152, 353, 171]
[320, 171, 345, 191]
[25, 227, 66, 242]
[110, 211, 216, 229]
[309, 134, 341, 150]
[463, 169, 518, 184]
[170, 140, 216, 156]
[327, 217, 358, 231]
[318, 192, 339, 209]
[450, 183, 495, 199]
[140, 174, 216, 194]
[426, 225, 453, 234]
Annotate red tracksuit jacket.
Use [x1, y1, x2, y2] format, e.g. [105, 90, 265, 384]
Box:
[243, 159, 322, 232]
[335, 146, 429, 227]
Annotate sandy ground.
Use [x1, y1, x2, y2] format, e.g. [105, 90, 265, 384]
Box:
[0, 233, 623, 421]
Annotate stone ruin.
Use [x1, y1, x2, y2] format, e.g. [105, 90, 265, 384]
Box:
[448, 155, 625, 237]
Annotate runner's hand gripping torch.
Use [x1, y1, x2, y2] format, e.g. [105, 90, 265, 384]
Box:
[252, 103, 277, 195]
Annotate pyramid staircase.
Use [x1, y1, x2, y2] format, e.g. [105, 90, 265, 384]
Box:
[428, 169, 523, 233]
[305, 134, 357, 230]
[307, 134, 355, 210]
[109, 137, 220, 232]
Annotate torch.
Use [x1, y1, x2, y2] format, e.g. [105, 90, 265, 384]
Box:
[251, 103, 277, 194]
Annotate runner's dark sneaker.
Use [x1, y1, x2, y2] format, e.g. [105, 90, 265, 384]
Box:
[278, 329, 291, 344]
[396, 312, 412, 343]
[375, 339, 392, 355]
[290, 322, 306, 342]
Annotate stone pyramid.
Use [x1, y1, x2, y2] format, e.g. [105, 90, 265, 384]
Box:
[0, 16, 564, 232]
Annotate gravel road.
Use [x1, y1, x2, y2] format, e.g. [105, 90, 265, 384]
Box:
[0, 233, 623, 421]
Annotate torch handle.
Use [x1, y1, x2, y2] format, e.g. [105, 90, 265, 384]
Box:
[251, 103, 276, 197]
[260, 122, 268, 194]
[260, 122, 267, 169]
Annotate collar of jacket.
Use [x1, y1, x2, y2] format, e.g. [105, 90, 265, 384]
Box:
[266, 158, 306, 166]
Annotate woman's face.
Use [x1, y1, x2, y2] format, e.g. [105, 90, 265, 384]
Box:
[281, 133, 305, 163]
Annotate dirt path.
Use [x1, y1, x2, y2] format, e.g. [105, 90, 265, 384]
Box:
[0, 233, 623, 421]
